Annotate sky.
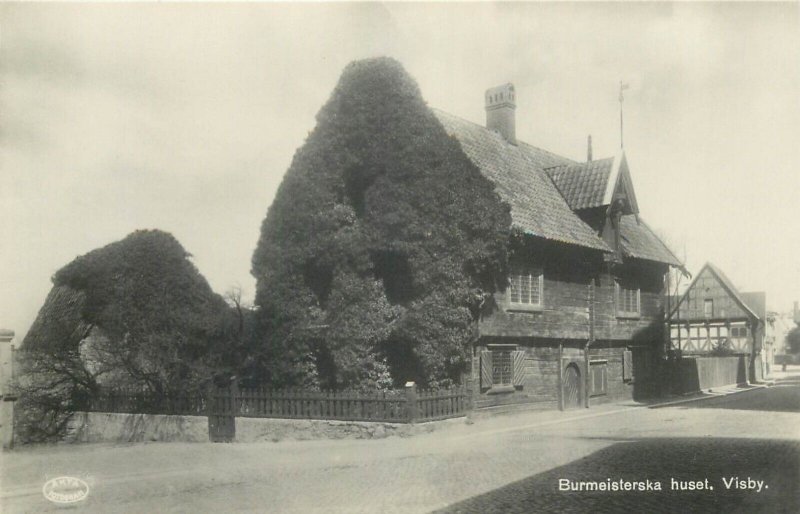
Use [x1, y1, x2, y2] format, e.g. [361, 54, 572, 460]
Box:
[2, 2, 799, 342]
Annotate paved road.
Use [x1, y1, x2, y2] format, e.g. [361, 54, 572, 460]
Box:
[3, 372, 799, 513]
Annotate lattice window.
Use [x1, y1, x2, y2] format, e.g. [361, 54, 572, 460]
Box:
[615, 282, 640, 315]
[491, 350, 513, 386]
[509, 267, 543, 306]
[480, 349, 526, 390]
[704, 299, 714, 318]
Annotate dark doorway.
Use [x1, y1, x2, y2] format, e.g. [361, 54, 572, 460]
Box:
[631, 347, 653, 400]
[563, 364, 582, 409]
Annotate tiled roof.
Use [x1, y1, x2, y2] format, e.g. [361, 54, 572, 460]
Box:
[545, 158, 615, 210]
[705, 263, 760, 319]
[740, 292, 766, 320]
[433, 110, 611, 252]
[619, 215, 682, 266]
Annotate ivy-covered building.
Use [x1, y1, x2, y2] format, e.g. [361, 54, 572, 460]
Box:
[435, 83, 683, 410]
[253, 59, 683, 406]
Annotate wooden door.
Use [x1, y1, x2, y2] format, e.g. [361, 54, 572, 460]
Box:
[208, 386, 235, 442]
[563, 365, 581, 409]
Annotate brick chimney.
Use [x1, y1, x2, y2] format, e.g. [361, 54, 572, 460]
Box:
[794, 301, 799, 323]
[485, 83, 516, 145]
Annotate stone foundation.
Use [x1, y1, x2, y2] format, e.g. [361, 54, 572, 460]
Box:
[64, 412, 466, 443]
[66, 412, 208, 443]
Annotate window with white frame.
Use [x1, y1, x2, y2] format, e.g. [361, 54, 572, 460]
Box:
[509, 267, 543, 306]
[615, 282, 640, 316]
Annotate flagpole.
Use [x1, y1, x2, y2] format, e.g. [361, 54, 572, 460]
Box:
[619, 81, 624, 149]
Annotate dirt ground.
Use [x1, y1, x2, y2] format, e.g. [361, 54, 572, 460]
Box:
[2, 370, 799, 513]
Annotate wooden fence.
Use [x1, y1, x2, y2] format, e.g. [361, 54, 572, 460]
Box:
[669, 355, 748, 395]
[235, 387, 408, 422]
[88, 384, 470, 423]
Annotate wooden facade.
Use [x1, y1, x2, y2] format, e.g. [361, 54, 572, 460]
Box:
[473, 239, 668, 410]
[435, 85, 682, 411]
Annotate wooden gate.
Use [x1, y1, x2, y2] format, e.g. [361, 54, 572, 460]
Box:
[563, 364, 581, 409]
[208, 386, 235, 442]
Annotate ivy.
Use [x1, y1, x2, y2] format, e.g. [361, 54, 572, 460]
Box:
[251, 58, 512, 389]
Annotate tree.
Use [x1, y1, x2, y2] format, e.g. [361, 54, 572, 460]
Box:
[251, 57, 512, 390]
[18, 230, 234, 441]
[787, 326, 800, 355]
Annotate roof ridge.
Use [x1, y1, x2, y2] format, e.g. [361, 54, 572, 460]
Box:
[670, 262, 759, 320]
[430, 107, 576, 165]
[546, 155, 616, 170]
[432, 108, 609, 252]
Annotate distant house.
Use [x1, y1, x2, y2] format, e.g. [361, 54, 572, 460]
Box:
[667, 262, 767, 382]
[435, 83, 683, 410]
[767, 308, 798, 366]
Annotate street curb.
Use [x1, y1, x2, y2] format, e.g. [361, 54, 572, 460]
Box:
[455, 383, 770, 440]
[646, 383, 768, 409]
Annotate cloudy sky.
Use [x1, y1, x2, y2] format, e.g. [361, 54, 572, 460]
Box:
[2, 2, 798, 341]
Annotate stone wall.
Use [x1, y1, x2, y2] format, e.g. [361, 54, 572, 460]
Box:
[235, 416, 464, 443]
[66, 412, 208, 443]
[64, 412, 466, 444]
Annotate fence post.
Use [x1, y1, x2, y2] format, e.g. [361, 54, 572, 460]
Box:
[230, 377, 239, 417]
[405, 382, 417, 423]
[465, 377, 476, 412]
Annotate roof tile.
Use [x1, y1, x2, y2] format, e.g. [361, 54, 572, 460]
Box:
[619, 215, 682, 266]
[434, 110, 610, 251]
[545, 158, 615, 210]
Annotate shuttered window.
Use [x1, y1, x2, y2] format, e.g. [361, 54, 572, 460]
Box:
[509, 267, 543, 306]
[623, 350, 633, 382]
[590, 361, 608, 397]
[481, 349, 525, 389]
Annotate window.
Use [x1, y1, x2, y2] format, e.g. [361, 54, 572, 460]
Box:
[509, 267, 543, 306]
[492, 349, 513, 386]
[615, 282, 640, 316]
[704, 299, 714, 318]
[480, 348, 526, 390]
[590, 361, 608, 396]
[731, 326, 748, 338]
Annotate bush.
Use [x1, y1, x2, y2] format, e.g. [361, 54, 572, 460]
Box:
[18, 230, 235, 441]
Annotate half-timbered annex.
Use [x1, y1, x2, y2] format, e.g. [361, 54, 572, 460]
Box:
[668, 262, 767, 382]
[436, 83, 683, 410]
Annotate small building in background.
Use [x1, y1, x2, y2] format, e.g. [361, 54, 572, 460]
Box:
[1, 329, 16, 448]
[768, 307, 799, 367]
[668, 262, 767, 382]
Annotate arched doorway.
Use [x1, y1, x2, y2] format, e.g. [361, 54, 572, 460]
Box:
[563, 364, 582, 409]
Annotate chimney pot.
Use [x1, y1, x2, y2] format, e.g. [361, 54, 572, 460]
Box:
[485, 83, 516, 145]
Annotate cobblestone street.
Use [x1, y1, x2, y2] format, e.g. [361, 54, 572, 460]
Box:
[3, 370, 799, 513]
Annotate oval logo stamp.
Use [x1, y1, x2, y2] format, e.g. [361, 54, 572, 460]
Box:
[42, 476, 90, 504]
